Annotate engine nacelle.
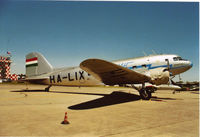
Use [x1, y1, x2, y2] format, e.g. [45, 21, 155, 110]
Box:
[148, 68, 170, 85]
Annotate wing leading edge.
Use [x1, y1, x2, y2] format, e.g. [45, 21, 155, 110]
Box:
[80, 59, 151, 85]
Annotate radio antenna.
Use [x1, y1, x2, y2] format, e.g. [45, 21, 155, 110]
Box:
[152, 50, 157, 55]
[142, 51, 147, 56]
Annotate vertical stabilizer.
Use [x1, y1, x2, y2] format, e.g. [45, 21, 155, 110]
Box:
[26, 52, 53, 77]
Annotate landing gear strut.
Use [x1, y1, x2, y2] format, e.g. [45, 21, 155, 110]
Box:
[131, 84, 153, 100]
[139, 88, 152, 100]
[45, 85, 52, 92]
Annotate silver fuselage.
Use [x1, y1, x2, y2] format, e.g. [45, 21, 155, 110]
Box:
[39, 54, 192, 86]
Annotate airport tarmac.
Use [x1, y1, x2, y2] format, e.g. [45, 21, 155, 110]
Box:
[0, 84, 199, 137]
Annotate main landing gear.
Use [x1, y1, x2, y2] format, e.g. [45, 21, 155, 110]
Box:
[131, 84, 154, 100]
[139, 88, 152, 100]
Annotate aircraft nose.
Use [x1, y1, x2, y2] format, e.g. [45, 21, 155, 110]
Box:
[187, 60, 193, 68]
[189, 61, 193, 67]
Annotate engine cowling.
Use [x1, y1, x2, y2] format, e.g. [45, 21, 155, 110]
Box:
[148, 68, 170, 85]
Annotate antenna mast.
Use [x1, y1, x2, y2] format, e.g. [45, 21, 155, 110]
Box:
[152, 50, 157, 55]
[142, 51, 147, 56]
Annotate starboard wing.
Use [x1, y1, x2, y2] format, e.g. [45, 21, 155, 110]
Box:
[80, 59, 151, 85]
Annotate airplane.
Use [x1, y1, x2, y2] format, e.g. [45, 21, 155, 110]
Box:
[25, 52, 192, 100]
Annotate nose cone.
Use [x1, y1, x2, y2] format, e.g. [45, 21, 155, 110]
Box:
[188, 61, 193, 69]
[170, 59, 193, 75]
[183, 60, 193, 72]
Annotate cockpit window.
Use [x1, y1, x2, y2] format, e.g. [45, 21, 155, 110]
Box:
[173, 57, 178, 61]
[173, 57, 187, 61]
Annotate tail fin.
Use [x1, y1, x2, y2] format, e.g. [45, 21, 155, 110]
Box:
[26, 52, 53, 77]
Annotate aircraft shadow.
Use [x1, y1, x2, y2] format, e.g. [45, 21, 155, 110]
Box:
[11, 89, 108, 96]
[151, 96, 177, 101]
[11, 89, 48, 92]
[68, 91, 141, 110]
[11, 89, 141, 109]
[68, 94, 178, 110]
[11, 90, 178, 109]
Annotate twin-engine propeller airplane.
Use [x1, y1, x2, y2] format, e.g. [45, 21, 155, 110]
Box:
[25, 52, 192, 100]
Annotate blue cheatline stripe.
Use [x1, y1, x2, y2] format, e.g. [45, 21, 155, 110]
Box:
[127, 64, 174, 70]
[149, 64, 173, 69]
[127, 63, 189, 70]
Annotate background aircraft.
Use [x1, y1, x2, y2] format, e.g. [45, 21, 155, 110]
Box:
[25, 52, 192, 100]
[130, 84, 181, 91]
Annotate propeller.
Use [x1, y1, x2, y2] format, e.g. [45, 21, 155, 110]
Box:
[170, 78, 176, 85]
[165, 59, 170, 71]
[165, 59, 173, 85]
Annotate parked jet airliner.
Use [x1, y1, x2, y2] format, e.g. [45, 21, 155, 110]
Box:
[25, 52, 192, 100]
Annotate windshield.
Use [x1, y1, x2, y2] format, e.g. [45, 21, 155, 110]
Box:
[173, 57, 187, 61]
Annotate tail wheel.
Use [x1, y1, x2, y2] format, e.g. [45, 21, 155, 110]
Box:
[45, 85, 52, 92]
[139, 88, 152, 100]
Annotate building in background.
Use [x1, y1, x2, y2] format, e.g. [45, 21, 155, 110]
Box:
[0, 55, 12, 81]
[0, 52, 23, 82]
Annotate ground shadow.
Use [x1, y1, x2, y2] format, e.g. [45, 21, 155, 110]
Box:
[11, 89, 108, 96]
[11, 89, 47, 92]
[11, 89, 141, 109]
[68, 91, 141, 110]
[191, 91, 199, 94]
[151, 96, 177, 101]
[11, 89, 178, 109]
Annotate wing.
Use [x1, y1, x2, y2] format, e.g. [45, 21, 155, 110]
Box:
[80, 59, 151, 85]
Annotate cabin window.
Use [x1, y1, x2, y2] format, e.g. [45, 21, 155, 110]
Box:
[132, 66, 137, 69]
[142, 64, 146, 68]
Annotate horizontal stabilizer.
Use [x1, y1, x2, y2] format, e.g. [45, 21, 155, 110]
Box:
[21, 76, 49, 84]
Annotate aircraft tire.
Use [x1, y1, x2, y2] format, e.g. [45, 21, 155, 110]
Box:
[139, 88, 152, 100]
[146, 87, 156, 93]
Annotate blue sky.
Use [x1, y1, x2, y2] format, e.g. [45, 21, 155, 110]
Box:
[0, 1, 199, 81]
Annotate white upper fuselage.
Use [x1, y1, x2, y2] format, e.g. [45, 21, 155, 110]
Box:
[114, 54, 192, 76]
[41, 54, 192, 86]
